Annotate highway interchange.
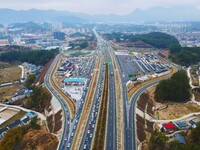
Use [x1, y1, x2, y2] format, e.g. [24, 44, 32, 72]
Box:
[44, 29, 179, 150]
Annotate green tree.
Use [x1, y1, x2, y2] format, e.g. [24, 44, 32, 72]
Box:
[25, 74, 36, 89]
[155, 70, 191, 102]
[149, 131, 169, 150]
[191, 123, 200, 144]
[26, 86, 51, 112]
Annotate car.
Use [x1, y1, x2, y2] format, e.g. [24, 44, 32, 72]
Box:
[84, 144, 87, 149]
[87, 130, 90, 134]
[65, 138, 67, 141]
[71, 132, 74, 137]
[67, 143, 70, 148]
[90, 134, 92, 138]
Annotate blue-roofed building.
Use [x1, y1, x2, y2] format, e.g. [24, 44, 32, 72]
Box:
[174, 133, 186, 144]
[25, 111, 37, 118]
[175, 122, 189, 130]
[21, 117, 30, 125]
[7, 120, 23, 129]
[63, 78, 85, 86]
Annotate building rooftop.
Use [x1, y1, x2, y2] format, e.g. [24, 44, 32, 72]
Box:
[175, 122, 189, 128]
[174, 133, 186, 144]
[7, 120, 22, 129]
[64, 78, 85, 83]
[163, 122, 176, 129]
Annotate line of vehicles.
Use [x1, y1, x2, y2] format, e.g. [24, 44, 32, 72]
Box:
[80, 45, 106, 150]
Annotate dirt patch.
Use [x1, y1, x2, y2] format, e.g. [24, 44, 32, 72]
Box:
[54, 110, 62, 133]
[0, 66, 21, 83]
[159, 50, 170, 59]
[193, 88, 200, 102]
[35, 59, 53, 85]
[20, 128, 58, 150]
[157, 102, 200, 120]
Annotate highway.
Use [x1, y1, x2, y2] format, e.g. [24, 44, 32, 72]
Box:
[44, 30, 181, 150]
[79, 31, 106, 150]
[94, 32, 117, 150]
[105, 42, 117, 150]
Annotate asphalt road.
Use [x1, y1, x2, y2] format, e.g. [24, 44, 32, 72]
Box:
[44, 54, 71, 150]
[106, 44, 117, 150]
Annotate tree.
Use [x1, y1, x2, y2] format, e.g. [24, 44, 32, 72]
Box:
[192, 123, 200, 144]
[149, 131, 169, 150]
[30, 117, 41, 130]
[25, 74, 36, 89]
[25, 86, 51, 112]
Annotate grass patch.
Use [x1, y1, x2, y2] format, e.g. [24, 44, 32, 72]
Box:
[0, 66, 21, 83]
[158, 103, 200, 120]
[0, 84, 21, 101]
[0, 110, 26, 128]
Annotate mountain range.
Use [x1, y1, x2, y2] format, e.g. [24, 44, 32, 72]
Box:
[0, 6, 200, 24]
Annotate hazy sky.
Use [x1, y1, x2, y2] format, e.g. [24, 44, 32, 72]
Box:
[0, 0, 200, 14]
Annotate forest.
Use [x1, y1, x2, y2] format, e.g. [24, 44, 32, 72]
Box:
[169, 45, 200, 65]
[104, 32, 179, 49]
[0, 48, 58, 66]
[155, 70, 191, 102]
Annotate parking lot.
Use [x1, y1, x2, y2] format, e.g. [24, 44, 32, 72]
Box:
[116, 55, 139, 78]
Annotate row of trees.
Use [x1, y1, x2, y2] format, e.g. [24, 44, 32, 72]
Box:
[0, 49, 58, 66]
[155, 70, 191, 102]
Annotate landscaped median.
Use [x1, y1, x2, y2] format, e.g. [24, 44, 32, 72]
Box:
[49, 54, 76, 119]
[110, 51, 124, 150]
[71, 52, 102, 150]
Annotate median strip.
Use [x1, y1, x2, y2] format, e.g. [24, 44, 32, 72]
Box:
[49, 54, 76, 119]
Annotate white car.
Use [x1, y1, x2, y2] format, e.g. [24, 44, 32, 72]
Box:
[84, 144, 87, 149]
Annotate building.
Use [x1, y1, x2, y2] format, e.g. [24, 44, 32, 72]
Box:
[63, 78, 85, 86]
[0, 128, 8, 139]
[53, 32, 65, 40]
[7, 120, 23, 130]
[174, 133, 186, 144]
[25, 111, 37, 118]
[174, 122, 189, 130]
[161, 122, 177, 133]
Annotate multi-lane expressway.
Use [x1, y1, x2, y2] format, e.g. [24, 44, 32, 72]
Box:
[45, 29, 180, 150]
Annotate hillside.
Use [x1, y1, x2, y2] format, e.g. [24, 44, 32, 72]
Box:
[104, 32, 179, 49]
[20, 129, 58, 150]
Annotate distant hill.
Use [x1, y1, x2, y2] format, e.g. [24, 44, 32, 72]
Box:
[9, 21, 45, 32]
[0, 8, 85, 24]
[0, 6, 200, 23]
